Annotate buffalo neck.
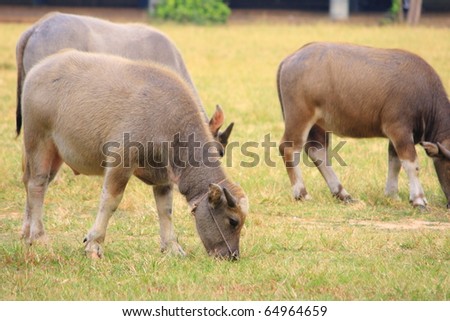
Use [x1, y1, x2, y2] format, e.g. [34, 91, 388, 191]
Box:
[423, 96, 450, 143]
[177, 163, 228, 205]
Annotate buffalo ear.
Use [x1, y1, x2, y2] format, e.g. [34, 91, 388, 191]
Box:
[421, 141, 450, 159]
[223, 187, 237, 208]
[209, 105, 224, 136]
[421, 142, 440, 157]
[208, 183, 223, 207]
[437, 142, 450, 160]
[218, 122, 234, 147]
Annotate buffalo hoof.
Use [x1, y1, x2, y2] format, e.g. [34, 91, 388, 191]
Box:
[294, 194, 312, 201]
[85, 245, 103, 259]
[83, 237, 104, 259]
[343, 196, 358, 204]
[21, 219, 45, 244]
[89, 251, 102, 259]
[293, 190, 312, 201]
[23, 233, 49, 248]
[385, 192, 401, 201]
[23, 226, 46, 246]
[334, 193, 354, 203]
[413, 204, 428, 212]
[20, 224, 30, 241]
[292, 185, 311, 201]
[161, 241, 186, 257]
[410, 195, 427, 211]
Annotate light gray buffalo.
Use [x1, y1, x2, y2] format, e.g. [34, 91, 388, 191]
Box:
[19, 50, 248, 259]
[16, 12, 234, 148]
[278, 42, 450, 209]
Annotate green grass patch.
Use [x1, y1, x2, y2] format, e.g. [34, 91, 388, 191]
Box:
[1, 20, 449, 300]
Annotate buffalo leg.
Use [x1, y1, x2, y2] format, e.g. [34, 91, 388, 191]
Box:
[388, 131, 427, 208]
[84, 168, 132, 258]
[279, 118, 316, 200]
[22, 140, 62, 244]
[305, 125, 352, 201]
[402, 158, 428, 207]
[385, 140, 402, 199]
[153, 184, 185, 256]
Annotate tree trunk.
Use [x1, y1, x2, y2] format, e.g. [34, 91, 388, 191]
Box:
[407, 0, 422, 25]
[396, 0, 404, 23]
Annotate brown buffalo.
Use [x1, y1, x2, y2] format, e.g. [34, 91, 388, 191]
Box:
[20, 50, 248, 259]
[16, 12, 234, 147]
[278, 42, 450, 209]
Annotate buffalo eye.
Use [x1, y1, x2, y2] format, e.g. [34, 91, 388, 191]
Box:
[229, 218, 239, 228]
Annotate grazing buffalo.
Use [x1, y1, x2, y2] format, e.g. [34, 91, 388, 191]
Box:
[16, 12, 234, 147]
[278, 42, 450, 209]
[20, 50, 248, 259]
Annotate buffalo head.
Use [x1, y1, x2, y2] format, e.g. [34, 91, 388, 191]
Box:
[192, 183, 248, 260]
[422, 141, 450, 209]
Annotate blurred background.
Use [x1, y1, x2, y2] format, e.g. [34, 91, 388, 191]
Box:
[0, 0, 449, 26]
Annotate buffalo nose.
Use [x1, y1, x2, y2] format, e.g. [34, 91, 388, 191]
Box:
[230, 250, 240, 261]
[211, 249, 240, 261]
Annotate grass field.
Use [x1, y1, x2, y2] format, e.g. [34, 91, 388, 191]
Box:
[1, 17, 449, 300]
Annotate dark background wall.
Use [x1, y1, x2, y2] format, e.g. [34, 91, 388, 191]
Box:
[0, 0, 449, 11]
[227, 0, 450, 11]
[227, 0, 390, 12]
[0, 0, 148, 6]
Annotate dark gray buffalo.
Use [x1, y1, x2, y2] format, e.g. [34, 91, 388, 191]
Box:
[20, 50, 248, 259]
[16, 12, 234, 147]
[278, 42, 450, 209]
